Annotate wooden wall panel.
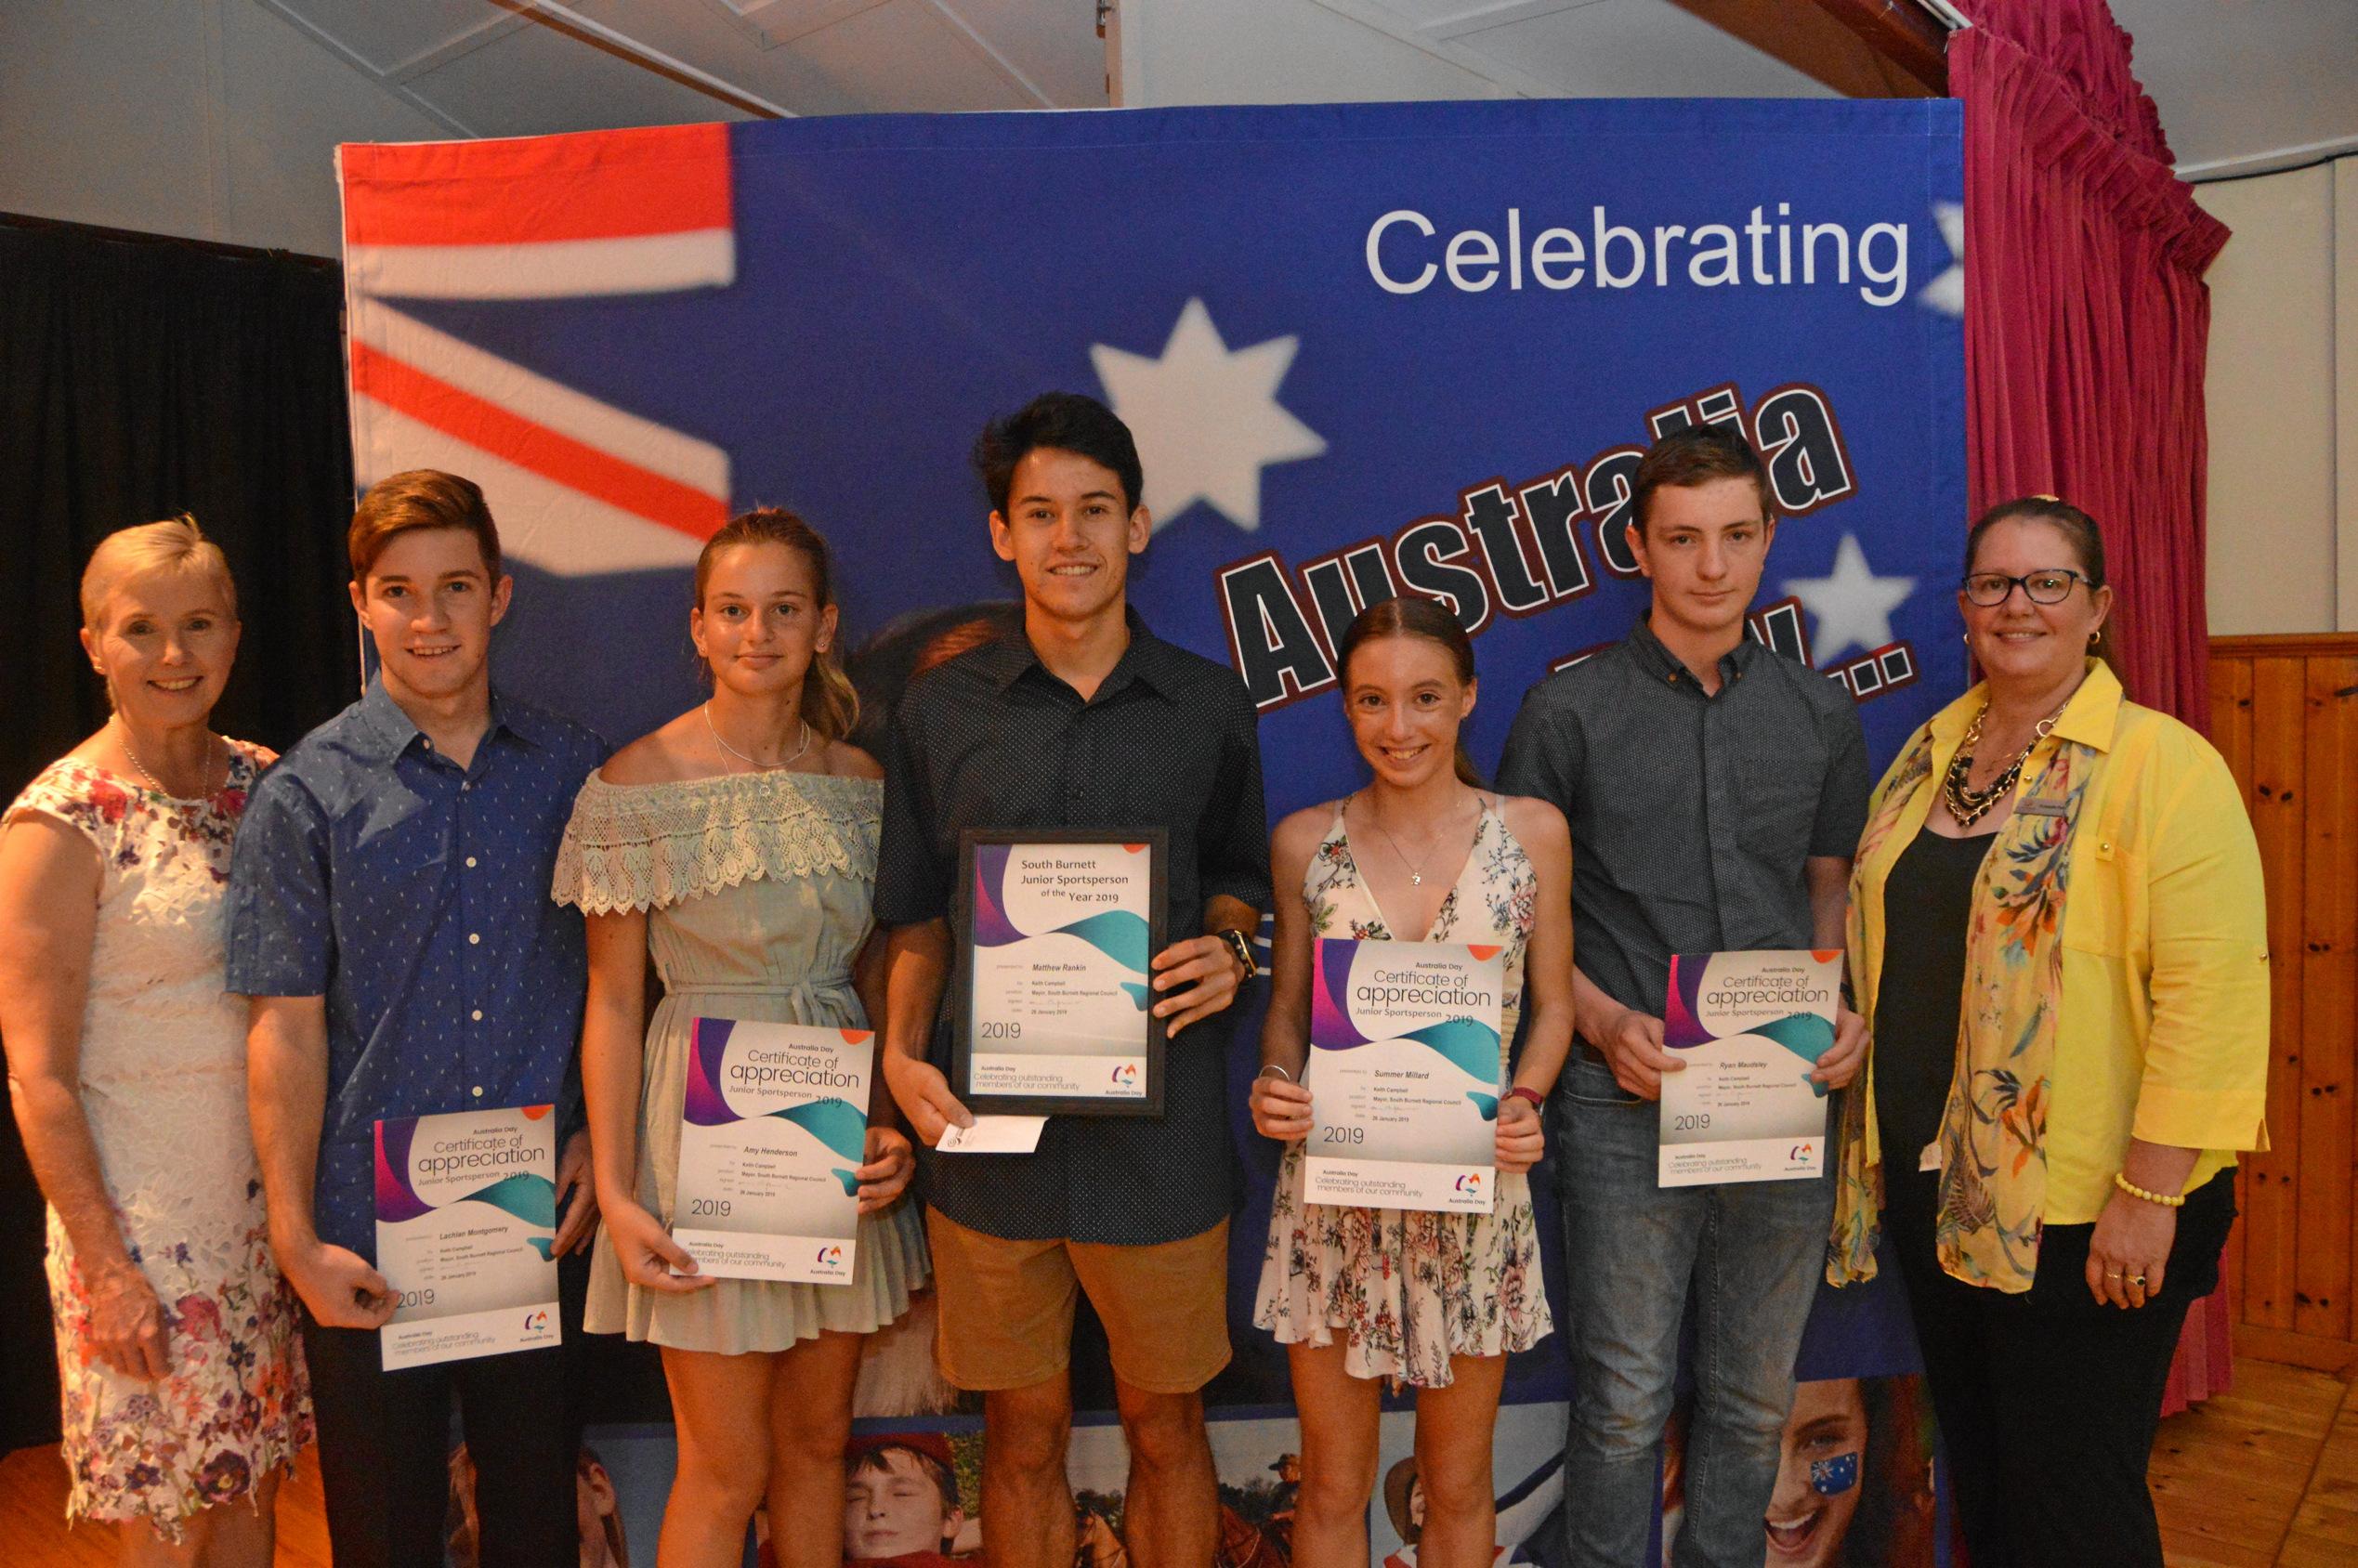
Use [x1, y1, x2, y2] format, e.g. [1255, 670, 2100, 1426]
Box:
[2210, 635, 2358, 1360]
[2247, 658, 2309, 1329]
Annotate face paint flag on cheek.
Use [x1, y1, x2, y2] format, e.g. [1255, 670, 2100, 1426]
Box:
[1810, 1452, 1860, 1496]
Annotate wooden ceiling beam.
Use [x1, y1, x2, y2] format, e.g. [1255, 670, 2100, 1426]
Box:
[1663, 0, 1951, 98]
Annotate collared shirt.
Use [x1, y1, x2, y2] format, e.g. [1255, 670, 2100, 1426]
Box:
[1843, 664, 2268, 1243]
[1496, 618, 1870, 1052]
[225, 680, 608, 1261]
[874, 610, 1271, 1246]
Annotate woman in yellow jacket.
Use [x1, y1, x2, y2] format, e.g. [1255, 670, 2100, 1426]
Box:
[1830, 497, 2269, 1568]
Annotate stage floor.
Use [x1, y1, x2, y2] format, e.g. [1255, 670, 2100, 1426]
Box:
[2, 1354, 2351, 1565]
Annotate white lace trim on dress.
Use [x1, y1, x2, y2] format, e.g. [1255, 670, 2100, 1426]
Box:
[553, 772, 882, 915]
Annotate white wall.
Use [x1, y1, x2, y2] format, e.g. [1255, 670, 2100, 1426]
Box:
[2196, 157, 2357, 635]
[0, 0, 448, 257]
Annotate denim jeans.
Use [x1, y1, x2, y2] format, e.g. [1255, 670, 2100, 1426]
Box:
[1554, 1053, 1836, 1568]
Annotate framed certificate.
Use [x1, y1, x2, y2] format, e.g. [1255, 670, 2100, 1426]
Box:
[1657, 949, 1841, 1187]
[373, 1104, 562, 1370]
[673, 1017, 871, 1285]
[1303, 937, 1503, 1215]
[954, 829, 1168, 1117]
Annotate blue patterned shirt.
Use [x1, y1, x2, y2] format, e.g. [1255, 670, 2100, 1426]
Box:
[224, 680, 608, 1261]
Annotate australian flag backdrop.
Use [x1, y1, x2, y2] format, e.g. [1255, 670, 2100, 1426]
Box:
[342, 98, 1962, 1566]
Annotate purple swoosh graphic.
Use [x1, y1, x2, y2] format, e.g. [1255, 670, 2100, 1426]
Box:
[1311, 939, 1372, 1050]
[373, 1117, 435, 1224]
[682, 1016, 740, 1127]
[971, 845, 1025, 948]
[1663, 953, 1710, 1049]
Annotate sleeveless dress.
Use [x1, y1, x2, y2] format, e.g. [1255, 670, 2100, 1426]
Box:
[4, 746, 311, 1539]
[552, 770, 929, 1353]
[1252, 796, 1552, 1387]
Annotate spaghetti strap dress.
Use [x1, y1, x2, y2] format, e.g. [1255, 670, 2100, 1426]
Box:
[1251, 794, 1552, 1387]
[553, 769, 928, 1354]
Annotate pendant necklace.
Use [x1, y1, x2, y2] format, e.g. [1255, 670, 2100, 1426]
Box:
[704, 703, 811, 773]
[1360, 791, 1462, 887]
[115, 717, 220, 799]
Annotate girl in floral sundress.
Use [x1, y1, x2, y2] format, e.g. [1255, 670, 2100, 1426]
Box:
[1250, 595, 1575, 1568]
[0, 518, 310, 1564]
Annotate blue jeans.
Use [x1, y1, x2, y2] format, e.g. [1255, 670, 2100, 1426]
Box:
[1553, 1053, 1835, 1568]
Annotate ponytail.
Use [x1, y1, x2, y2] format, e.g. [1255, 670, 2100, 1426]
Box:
[693, 507, 861, 742]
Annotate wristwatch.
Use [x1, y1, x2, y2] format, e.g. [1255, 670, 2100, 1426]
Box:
[1216, 927, 1259, 982]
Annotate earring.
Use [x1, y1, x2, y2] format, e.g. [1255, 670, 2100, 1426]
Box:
[2088, 631, 2100, 646]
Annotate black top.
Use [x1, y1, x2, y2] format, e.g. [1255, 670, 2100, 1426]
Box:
[874, 608, 1272, 1245]
[1495, 619, 1872, 1052]
[1870, 829, 1995, 1171]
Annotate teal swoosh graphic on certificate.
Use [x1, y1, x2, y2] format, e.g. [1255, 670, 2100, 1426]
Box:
[1464, 1091, 1500, 1121]
[464, 1171, 557, 1229]
[1752, 1013, 1837, 1098]
[1120, 981, 1150, 1010]
[1397, 1016, 1504, 1083]
[767, 1098, 868, 1164]
[1054, 909, 1150, 973]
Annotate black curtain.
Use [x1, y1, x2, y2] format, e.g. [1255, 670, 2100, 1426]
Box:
[0, 216, 361, 1450]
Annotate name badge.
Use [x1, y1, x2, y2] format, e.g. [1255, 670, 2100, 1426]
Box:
[2015, 799, 2067, 817]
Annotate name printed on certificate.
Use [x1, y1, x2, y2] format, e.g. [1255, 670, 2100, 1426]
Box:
[1657, 949, 1842, 1187]
[374, 1104, 561, 1370]
[1303, 937, 1504, 1215]
[967, 840, 1156, 1103]
[674, 1017, 871, 1286]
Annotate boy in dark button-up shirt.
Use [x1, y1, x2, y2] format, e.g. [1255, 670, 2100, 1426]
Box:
[876, 394, 1269, 1568]
[227, 472, 605, 1568]
[1497, 427, 1870, 1568]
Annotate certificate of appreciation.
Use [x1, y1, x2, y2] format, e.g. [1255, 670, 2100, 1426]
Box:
[374, 1104, 561, 1370]
[1303, 937, 1504, 1215]
[673, 1017, 870, 1285]
[956, 830, 1167, 1117]
[1657, 949, 1842, 1187]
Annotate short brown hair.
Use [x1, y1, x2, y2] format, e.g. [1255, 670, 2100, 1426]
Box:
[349, 470, 503, 581]
[1630, 425, 1771, 534]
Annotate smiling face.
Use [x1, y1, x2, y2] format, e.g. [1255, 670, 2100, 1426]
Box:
[1764, 1378, 1867, 1566]
[844, 1448, 959, 1559]
[690, 540, 836, 700]
[1343, 633, 1475, 791]
[989, 446, 1150, 626]
[1628, 476, 1775, 642]
[81, 568, 241, 731]
[347, 525, 511, 708]
[1960, 515, 2111, 690]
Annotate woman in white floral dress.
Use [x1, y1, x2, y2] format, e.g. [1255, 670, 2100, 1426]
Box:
[1250, 596, 1576, 1568]
[0, 518, 309, 1565]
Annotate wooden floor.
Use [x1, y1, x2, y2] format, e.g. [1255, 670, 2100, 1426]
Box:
[5, 1354, 2355, 1564]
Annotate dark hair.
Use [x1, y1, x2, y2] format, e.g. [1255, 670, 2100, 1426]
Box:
[1630, 425, 1772, 535]
[850, 1442, 959, 1516]
[350, 469, 502, 581]
[692, 508, 858, 742]
[1337, 595, 1483, 789]
[1963, 495, 2116, 667]
[972, 392, 1145, 517]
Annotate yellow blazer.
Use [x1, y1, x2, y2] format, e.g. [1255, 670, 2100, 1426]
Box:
[1847, 664, 2270, 1235]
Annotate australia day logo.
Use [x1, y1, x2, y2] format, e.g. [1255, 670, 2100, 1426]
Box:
[815, 1245, 846, 1271]
[1454, 1172, 1485, 1195]
[1789, 1142, 1816, 1165]
[521, 1309, 550, 1332]
[1110, 1063, 1140, 1088]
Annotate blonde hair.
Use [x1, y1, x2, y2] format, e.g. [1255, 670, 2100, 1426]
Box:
[80, 515, 238, 632]
[693, 509, 859, 742]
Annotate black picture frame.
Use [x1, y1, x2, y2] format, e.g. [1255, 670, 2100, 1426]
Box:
[952, 828, 1169, 1118]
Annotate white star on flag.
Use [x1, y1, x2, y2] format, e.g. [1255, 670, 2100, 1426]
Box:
[1091, 298, 1326, 532]
[1919, 202, 1964, 317]
[1783, 533, 1917, 661]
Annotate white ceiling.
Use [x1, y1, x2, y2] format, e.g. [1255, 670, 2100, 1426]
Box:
[254, 0, 2358, 179]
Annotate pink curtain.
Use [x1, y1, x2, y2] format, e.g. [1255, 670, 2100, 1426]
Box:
[1953, 1, 2234, 1412]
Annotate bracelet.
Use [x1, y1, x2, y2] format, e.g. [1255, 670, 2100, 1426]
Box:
[1257, 1064, 1292, 1082]
[1506, 1086, 1545, 1111]
[2114, 1171, 2186, 1208]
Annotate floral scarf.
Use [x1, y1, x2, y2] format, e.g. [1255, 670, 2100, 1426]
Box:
[1829, 704, 2093, 1294]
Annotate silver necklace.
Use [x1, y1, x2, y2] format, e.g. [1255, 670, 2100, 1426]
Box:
[703, 703, 811, 773]
[1358, 790, 1468, 887]
[115, 718, 219, 799]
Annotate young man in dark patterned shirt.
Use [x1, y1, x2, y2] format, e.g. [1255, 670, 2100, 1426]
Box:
[875, 393, 1270, 1568]
[1496, 426, 1871, 1568]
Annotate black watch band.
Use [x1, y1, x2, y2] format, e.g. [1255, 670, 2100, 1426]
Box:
[1217, 927, 1259, 982]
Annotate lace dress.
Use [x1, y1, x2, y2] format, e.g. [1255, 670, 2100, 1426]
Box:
[552, 770, 929, 1353]
[5, 747, 311, 1539]
[1252, 796, 1552, 1387]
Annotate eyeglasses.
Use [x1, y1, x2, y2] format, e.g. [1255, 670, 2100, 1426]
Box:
[1961, 568, 2091, 607]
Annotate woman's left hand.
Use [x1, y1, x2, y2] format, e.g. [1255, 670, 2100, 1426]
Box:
[855, 1126, 916, 1213]
[1494, 1095, 1545, 1174]
[2086, 1187, 2176, 1309]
